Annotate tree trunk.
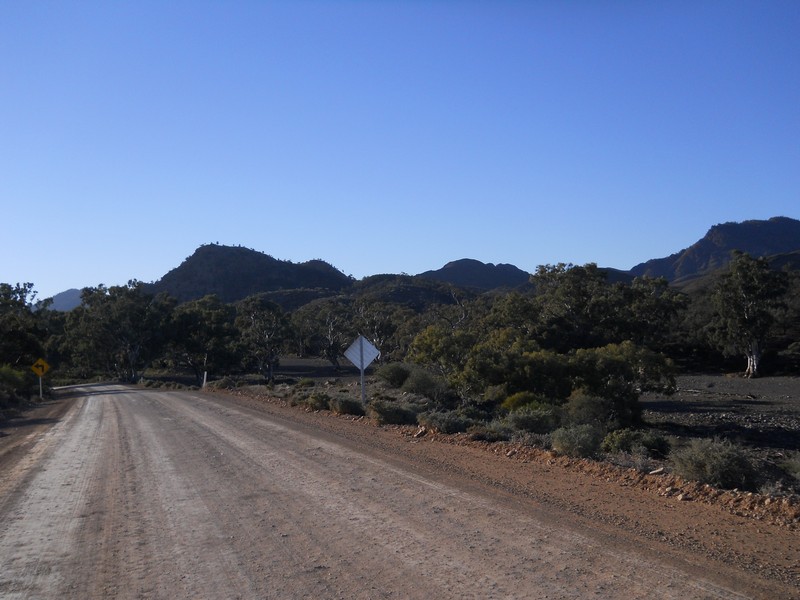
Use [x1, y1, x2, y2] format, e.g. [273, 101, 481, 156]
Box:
[744, 340, 761, 378]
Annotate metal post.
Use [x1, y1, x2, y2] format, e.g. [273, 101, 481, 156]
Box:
[360, 337, 366, 404]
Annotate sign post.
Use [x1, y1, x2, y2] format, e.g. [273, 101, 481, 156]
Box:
[344, 335, 380, 405]
[31, 358, 51, 400]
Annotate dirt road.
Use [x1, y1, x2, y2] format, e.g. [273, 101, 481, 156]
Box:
[0, 385, 797, 599]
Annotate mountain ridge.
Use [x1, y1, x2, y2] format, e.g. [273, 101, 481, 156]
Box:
[417, 258, 531, 291]
[146, 244, 352, 303]
[630, 216, 800, 281]
[45, 216, 800, 310]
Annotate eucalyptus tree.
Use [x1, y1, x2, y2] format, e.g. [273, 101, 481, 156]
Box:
[481, 292, 539, 338]
[568, 341, 675, 428]
[352, 299, 416, 363]
[168, 294, 238, 385]
[290, 297, 355, 368]
[64, 281, 174, 382]
[235, 294, 292, 382]
[0, 282, 44, 367]
[709, 252, 789, 377]
[529, 263, 622, 351]
[407, 323, 478, 392]
[0, 283, 46, 406]
[620, 276, 687, 350]
[459, 326, 542, 400]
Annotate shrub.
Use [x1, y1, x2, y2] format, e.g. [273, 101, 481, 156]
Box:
[511, 431, 552, 449]
[602, 429, 670, 460]
[670, 437, 758, 490]
[781, 451, 800, 483]
[563, 391, 608, 425]
[468, 421, 512, 442]
[505, 405, 560, 433]
[601, 428, 640, 454]
[376, 363, 412, 388]
[482, 385, 507, 406]
[401, 368, 447, 401]
[366, 399, 420, 425]
[0, 365, 28, 409]
[328, 396, 365, 416]
[296, 378, 315, 388]
[501, 391, 549, 411]
[551, 424, 604, 458]
[417, 410, 477, 434]
[304, 392, 330, 411]
[205, 376, 236, 390]
[639, 431, 670, 458]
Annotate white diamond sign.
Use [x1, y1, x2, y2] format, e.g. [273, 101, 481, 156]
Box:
[344, 335, 380, 404]
[344, 335, 380, 370]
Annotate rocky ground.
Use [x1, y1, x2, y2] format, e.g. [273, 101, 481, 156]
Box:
[641, 374, 800, 456]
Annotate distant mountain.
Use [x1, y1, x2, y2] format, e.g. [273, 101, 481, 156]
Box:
[47, 288, 82, 311]
[417, 259, 530, 291]
[44, 216, 800, 310]
[630, 217, 800, 282]
[148, 244, 352, 303]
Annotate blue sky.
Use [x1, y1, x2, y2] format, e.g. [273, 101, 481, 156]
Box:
[2, 1, 798, 300]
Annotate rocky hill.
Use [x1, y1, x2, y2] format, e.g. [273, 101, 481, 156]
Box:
[416, 258, 530, 290]
[148, 244, 353, 304]
[630, 216, 800, 282]
[47, 288, 82, 312]
[46, 217, 800, 310]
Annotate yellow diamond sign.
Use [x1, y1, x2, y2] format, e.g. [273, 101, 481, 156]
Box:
[31, 358, 50, 377]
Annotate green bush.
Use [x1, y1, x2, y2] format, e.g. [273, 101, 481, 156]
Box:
[304, 392, 331, 411]
[376, 363, 412, 388]
[639, 431, 670, 458]
[482, 385, 507, 406]
[205, 376, 236, 390]
[328, 396, 365, 416]
[551, 424, 604, 458]
[296, 378, 315, 388]
[468, 421, 512, 442]
[563, 391, 619, 427]
[781, 451, 800, 483]
[501, 391, 549, 411]
[366, 399, 420, 425]
[511, 431, 552, 449]
[601, 428, 640, 454]
[601, 428, 669, 460]
[670, 437, 758, 490]
[417, 410, 477, 434]
[401, 368, 447, 401]
[1, 365, 29, 412]
[505, 405, 560, 433]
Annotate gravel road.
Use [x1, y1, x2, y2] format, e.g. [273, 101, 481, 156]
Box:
[0, 385, 796, 599]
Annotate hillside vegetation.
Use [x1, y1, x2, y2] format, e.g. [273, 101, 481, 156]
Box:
[4, 217, 800, 497]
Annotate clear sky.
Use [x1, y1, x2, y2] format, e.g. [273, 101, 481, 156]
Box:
[2, 1, 798, 300]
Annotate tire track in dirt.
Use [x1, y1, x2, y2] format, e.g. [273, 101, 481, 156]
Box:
[0, 393, 104, 598]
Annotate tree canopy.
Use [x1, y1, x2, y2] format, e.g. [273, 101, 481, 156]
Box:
[4, 253, 798, 426]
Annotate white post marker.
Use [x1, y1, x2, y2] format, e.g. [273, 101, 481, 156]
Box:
[344, 335, 380, 405]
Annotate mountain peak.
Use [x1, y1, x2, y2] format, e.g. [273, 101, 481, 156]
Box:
[149, 244, 351, 303]
[630, 216, 800, 281]
[418, 258, 530, 291]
